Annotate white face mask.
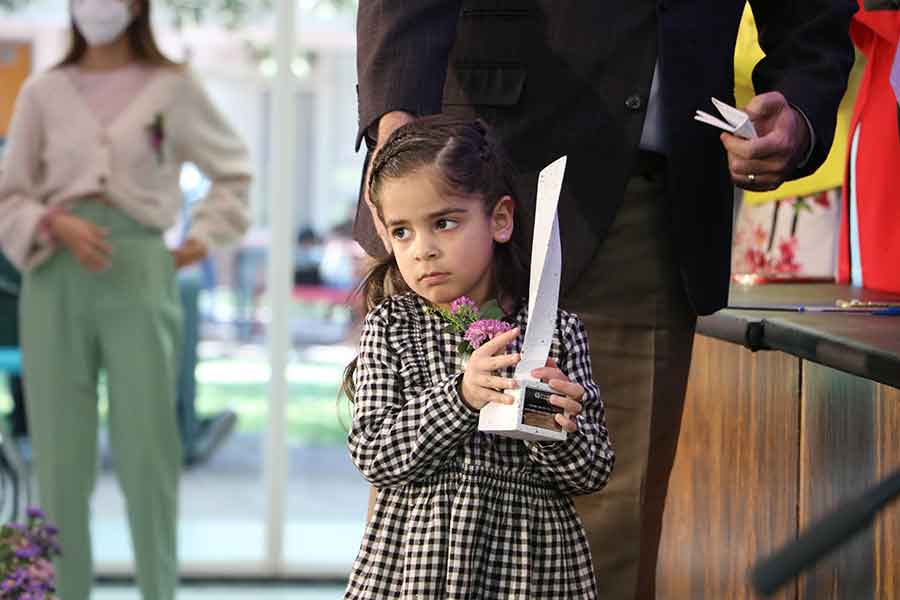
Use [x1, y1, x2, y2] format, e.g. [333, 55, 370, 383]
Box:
[72, 0, 134, 47]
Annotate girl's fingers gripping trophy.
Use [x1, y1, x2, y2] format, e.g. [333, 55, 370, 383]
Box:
[460, 326, 522, 410]
[531, 358, 586, 433]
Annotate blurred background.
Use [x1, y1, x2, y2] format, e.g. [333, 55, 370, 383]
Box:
[0, 0, 369, 588]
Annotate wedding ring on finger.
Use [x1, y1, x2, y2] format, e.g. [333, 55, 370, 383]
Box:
[747, 173, 757, 183]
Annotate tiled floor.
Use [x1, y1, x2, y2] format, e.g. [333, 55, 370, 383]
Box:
[95, 583, 345, 599]
[91, 434, 368, 570]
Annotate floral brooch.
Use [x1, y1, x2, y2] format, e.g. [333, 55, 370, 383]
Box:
[146, 112, 165, 165]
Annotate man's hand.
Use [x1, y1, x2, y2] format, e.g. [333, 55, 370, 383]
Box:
[531, 358, 585, 433]
[720, 91, 811, 192]
[171, 238, 208, 269]
[364, 110, 416, 254]
[460, 327, 522, 411]
[49, 212, 112, 272]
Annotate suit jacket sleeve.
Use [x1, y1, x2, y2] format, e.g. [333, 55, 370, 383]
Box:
[748, 0, 857, 178]
[355, 0, 462, 150]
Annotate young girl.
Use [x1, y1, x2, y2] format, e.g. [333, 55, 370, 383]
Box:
[343, 115, 614, 598]
[0, 1, 251, 598]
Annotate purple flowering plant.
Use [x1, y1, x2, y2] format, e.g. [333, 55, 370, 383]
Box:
[0, 507, 61, 599]
[428, 296, 514, 358]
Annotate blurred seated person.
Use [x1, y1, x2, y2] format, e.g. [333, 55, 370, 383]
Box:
[731, 3, 863, 281]
[319, 218, 366, 291]
[319, 218, 368, 341]
[294, 226, 324, 286]
[171, 165, 238, 467]
[838, 1, 900, 292]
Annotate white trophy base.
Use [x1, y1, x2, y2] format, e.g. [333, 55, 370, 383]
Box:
[478, 379, 567, 442]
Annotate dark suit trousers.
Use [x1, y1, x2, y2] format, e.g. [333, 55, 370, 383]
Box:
[565, 161, 696, 600]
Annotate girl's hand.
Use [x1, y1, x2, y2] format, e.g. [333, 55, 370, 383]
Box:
[460, 326, 522, 410]
[171, 239, 208, 269]
[531, 358, 585, 433]
[49, 212, 112, 272]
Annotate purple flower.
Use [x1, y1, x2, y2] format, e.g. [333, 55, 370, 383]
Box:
[27, 559, 55, 583]
[26, 507, 45, 520]
[42, 525, 59, 536]
[463, 319, 514, 350]
[2, 567, 27, 590]
[450, 296, 478, 315]
[16, 543, 41, 559]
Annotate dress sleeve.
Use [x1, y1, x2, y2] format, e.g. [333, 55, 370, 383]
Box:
[172, 70, 253, 249]
[0, 79, 54, 271]
[347, 303, 479, 488]
[524, 314, 615, 496]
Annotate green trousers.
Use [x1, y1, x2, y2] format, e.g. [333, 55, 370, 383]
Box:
[21, 202, 182, 600]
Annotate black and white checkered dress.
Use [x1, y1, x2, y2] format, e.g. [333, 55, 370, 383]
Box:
[345, 293, 614, 599]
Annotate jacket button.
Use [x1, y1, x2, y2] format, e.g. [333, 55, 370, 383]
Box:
[98, 175, 107, 186]
[625, 94, 643, 111]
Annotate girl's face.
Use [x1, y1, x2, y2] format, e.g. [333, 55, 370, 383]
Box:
[379, 166, 514, 309]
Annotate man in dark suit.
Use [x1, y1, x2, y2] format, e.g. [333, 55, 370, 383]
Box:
[352, 2, 856, 597]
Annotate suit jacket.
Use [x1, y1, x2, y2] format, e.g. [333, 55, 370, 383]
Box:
[354, 0, 856, 315]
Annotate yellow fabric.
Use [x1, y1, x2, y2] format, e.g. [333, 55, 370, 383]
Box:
[734, 3, 863, 204]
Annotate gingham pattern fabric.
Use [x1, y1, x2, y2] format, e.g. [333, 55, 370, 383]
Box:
[345, 293, 615, 599]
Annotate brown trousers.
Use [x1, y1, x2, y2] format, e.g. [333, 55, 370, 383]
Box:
[365, 164, 697, 600]
[565, 168, 697, 599]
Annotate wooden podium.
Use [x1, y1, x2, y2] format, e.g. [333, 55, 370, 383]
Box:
[656, 284, 900, 600]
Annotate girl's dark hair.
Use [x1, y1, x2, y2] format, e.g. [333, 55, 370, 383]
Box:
[58, 0, 180, 68]
[342, 115, 530, 402]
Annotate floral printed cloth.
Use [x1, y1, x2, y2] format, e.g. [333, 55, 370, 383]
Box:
[732, 188, 840, 280]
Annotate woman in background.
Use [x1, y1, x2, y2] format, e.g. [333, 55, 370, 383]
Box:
[0, 1, 251, 597]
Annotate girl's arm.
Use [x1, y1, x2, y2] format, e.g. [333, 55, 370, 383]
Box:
[524, 315, 615, 496]
[348, 304, 479, 488]
[173, 70, 253, 249]
[0, 80, 54, 270]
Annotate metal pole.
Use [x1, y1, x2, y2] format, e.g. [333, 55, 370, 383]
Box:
[263, 0, 296, 574]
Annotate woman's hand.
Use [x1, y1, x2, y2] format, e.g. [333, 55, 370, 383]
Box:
[171, 239, 208, 269]
[531, 358, 585, 433]
[49, 212, 112, 272]
[460, 326, 522, 411]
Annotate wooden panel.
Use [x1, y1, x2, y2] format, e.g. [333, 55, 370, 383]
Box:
[799, 363, 876, 600]
[0, 42, 32, 137]
[875, 384, 900, 600]
[657, 335, 801, 600]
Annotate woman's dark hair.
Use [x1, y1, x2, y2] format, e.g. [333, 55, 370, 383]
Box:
[342, 115, 530, 402]
[58, 0, 180, 68]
